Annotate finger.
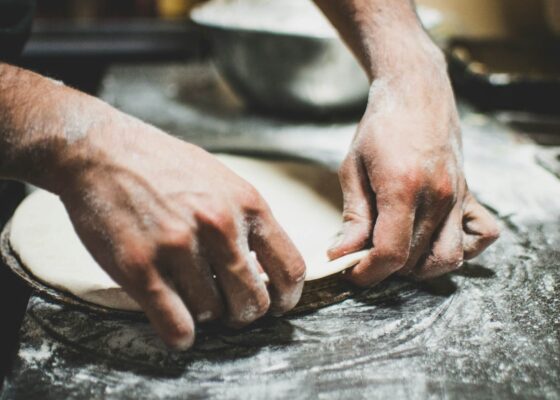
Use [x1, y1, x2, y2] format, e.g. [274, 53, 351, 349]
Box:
[328, 154, 376, 260]
[397, 189, 456, 276]
[249, 211, 305, 314]
[66, 220, 196, 350]
[160, 246, 225, 324]
[462, 193, 500, 259]
[123, 269, 195, 350]
[396, 206, 449, 277]
[203, 223, 271, 327]
[412, 205, 464, 280]
[250, 251, 271, 284]
[346, 198, 415, 287]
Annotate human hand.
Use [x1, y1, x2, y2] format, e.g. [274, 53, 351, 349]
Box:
[58, 115, 305, 350]
[329, 53, 499, 286]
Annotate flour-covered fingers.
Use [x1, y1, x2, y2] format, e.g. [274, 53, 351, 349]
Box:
[123, 268, 195, 350]
[328, 154, 376, 260]
[462, 193, 500, 259]
[396, 202, 452, 277]
[346, 199, 415, 287]
[397, 176, 459, 276]
[199, 216, 270, 327]
[160, 245, 224, 324]
[249, 211, 305, 315]
[412, 205, 464, 280]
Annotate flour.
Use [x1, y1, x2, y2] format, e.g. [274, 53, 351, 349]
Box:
[18, 342, 53, 364]
[62, 106, 95, 144]
[46, 77, 64, 86]
[192, 0, 337, 38]
[367, 77, 397, 114]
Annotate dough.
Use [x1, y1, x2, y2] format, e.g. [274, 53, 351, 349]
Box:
[9, 154, 367, 311]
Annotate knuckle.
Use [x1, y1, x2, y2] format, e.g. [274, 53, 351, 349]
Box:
[391, 163, 425, 188]
[243, 183, 262, 205]
[444, 253, 464, 271]
[164, 322, 195, 350]
[197, 205, 235, 234]
[342, 206, 370, 225]
[159, 223, 194, 250]
[380, 167, 425, 204]
[137, 276, 168, 300]
[374, 246, 409, 268]
[388, 164, 457, 206]
[438, 248, 463, 269]
[483, 224, 501, 243]
[119, 239, 152, 267]
[419, 249, 463, 279]
[119, 248, 155, 286]
[433, 177, 456, 205]
[241, 184, 267, 215]
[287, 261, 306, 288]
[275, 270, 305, 313]
[279, 253, 307, 288]
[338, 157, 354, 180]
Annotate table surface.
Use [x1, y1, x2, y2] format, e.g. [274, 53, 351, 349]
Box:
[2, 63, 559, 400]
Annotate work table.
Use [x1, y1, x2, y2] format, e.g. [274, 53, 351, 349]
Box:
[1, 63, 559, 399]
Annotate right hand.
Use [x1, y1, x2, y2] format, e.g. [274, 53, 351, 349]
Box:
[58, 114, 306, 350]
[327, 46, 499, 286]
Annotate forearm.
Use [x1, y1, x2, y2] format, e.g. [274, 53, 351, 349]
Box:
[313, 0, 445, 80]
[0, 64, 118, 193]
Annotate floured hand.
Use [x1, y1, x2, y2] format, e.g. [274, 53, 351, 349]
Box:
[329, 55, 499, 286]
[57, 116, 305, 349]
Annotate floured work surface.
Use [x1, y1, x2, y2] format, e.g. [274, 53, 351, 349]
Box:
[1, 64, 558, 400]
[5, 154, 369, 314]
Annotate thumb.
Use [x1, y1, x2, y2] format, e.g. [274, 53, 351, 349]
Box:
[462, 192, 500, 259]
[328, 218, 372, 260]
[328, 155, 375, 260]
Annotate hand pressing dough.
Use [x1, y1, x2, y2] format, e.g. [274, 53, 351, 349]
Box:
[9, 154, 367, 311]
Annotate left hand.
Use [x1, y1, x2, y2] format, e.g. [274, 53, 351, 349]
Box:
[329, 53, 499, 286]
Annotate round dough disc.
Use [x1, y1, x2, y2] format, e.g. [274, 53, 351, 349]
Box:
[9, 154, 367, 311]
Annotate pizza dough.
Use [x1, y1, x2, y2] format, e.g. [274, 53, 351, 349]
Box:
[9, 154, 368, 311]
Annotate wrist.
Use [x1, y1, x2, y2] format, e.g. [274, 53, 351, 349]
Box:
[45, 108, 140, 198]
[366, 35, 452, 112]
[0, 66, 118, 195]
[370, 30, 446, 80]
[55, 111, 183, 200]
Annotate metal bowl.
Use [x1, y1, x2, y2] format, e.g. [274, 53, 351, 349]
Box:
[191, 14, 370, 118]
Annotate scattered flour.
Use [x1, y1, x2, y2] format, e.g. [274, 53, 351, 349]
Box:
[18, 342, 53, 364]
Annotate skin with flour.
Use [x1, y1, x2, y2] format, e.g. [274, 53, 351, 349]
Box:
[0, 0, 499, 349]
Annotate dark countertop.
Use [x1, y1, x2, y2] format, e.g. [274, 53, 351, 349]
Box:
[1, 63, 559, 400]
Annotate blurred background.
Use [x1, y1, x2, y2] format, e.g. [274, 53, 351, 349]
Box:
[22, 0, 560, 116]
